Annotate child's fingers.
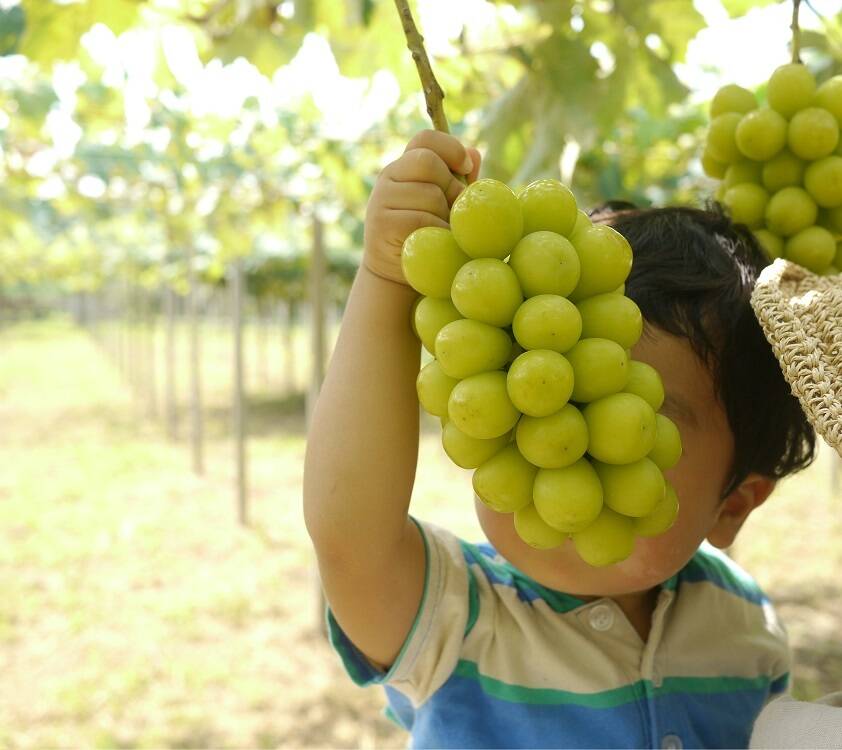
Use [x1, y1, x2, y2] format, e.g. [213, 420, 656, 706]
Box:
[385, 148, 464, 206]
[383, 210, 450, 248]
[466, 147, 482, 184]
[383, 180, 451, 223]
[404, 129, 474, 176]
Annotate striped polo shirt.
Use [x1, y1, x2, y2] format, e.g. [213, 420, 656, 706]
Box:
[328, 518, 789, 749]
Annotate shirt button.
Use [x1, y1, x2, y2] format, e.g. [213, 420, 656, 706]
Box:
[588, 604, 614, 631]
[661, 734, 683, 750]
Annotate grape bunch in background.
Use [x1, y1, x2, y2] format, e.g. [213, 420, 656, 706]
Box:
[402, 178, 682, 567]
[704, 63, 842, 274]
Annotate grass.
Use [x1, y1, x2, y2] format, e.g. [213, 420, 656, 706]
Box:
[1, 317, 841, 747]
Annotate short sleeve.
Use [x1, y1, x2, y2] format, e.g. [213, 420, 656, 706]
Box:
[327, 518, 473, 706]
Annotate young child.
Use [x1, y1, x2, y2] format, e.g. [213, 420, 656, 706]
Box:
[302, 130, 816, 748]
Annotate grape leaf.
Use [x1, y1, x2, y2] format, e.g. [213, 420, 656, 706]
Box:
[19, 0, 140, 67]
[616, 0, 705, 61]
[0, 5, 24, 56]
[720, 0, 779, 17]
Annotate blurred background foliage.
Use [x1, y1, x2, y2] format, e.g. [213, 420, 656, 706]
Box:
[1, 0, 840, 309]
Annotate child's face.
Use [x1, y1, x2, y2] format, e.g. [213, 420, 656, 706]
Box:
[476, 326, 750, 597]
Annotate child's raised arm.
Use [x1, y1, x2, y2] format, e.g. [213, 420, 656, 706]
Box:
[303, 130, 479, 668]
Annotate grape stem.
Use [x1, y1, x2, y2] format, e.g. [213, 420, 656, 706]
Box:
[791, 0, 802, 63]
[393, 0, 451, 133]
[393, 1, 467, 184]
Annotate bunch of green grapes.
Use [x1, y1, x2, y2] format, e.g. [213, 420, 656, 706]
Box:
[704, 64, 842, 275]
[402, 178, 682, 568]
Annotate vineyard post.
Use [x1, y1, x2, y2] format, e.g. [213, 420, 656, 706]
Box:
[146, 288, 159, 420]
[164, 284, 178, 440]
[282, 298, 297, 395]
[231, 256, 248, 525]
[186, 239, 205, 475]
[257, 297, 270, 387]
[306, 212, 327, 430]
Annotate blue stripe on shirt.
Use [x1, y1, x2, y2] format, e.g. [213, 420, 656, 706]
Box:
[403, 666, 774, 749]
[679, 545, 768, 605]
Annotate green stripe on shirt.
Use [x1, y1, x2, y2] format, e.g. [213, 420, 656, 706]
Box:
[453, 660, 776, 707]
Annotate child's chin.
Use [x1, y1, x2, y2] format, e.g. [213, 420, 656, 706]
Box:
[476, 503, 678, 597]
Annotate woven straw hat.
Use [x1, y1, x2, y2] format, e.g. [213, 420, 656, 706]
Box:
[750, 260, 842, 457]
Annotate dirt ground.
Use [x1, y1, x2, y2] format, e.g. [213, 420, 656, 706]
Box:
[1, 320, 841, 748]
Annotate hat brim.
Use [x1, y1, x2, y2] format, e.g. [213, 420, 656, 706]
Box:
[751, 259, 842, 458]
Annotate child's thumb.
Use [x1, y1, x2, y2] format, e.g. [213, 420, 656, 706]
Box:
[466, 147, 482, 184]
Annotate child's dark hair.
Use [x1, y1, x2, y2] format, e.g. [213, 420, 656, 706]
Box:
[591, 202, 816, 497]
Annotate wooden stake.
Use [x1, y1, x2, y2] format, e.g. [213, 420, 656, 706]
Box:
[164, 285, 178, 440]
[186, 242, 205, 475]
[231, 258, 248, 525]
[306, 214, 327, 430]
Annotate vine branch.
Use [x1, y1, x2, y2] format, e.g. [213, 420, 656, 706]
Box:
[393, 0, 451, 134]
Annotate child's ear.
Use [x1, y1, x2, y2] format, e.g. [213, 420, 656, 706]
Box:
[706, 474, 776, 549]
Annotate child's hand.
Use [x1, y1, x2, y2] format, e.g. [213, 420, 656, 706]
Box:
[364, 130, 482, 285]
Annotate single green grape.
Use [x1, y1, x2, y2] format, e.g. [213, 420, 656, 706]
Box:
[514, 504, 568, 550]
[634, 482, 680, 537]
[442, 421, 510, 469]
[572, 507, 636, 567]
[702, 149, 728, 179]
[814, 76, 842, 125]
[508, 231, 581, 298]
[593, 458, 666, 518]
[710, 84, 757, 118]
[648, 413, 683, 470]
[576, 293, 643, 350]
[735, 108, 788, 161]
[707, 112, 743, 163]
[413, 297, 461, 353]
[566, 338, 629, 403]
[723, 161, 762, 188]
[584, 392, 657, 464]
[785, 226, 836, 274]
[416, 360, 459, 417]
[512, 294, 582, 353]
[804, 156, 842, 208]
[435, 319, 512, 379]
[762, 150, 804, 193]
[753, 229, 784, 261]
[767, 63, 816, 118]
[765, 187, 818, 237]
[569, 224, 633, 301]
[518, 179, 578, 237]
[570, 210, 592, 241]
[473, 443, 537, 513]
[823, 205, 842, 234]
[622, 360, 665, 411]
[450, 178, 523, 259]
[788, 107, 839, 161]
[723, 183, 768, 229]
[451, 258, 523, 327]
[401, 227, 469, 298]
[516, 403, 589, 469]
[448, 370, 521, 439]
[533, 458, 604, 533]
[506, 349, 574, 417]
